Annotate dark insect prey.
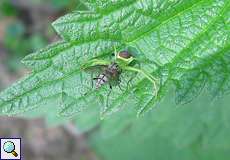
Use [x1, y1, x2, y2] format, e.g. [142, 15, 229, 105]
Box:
[94, 62, 121, 89]
[93, 51, 132, 89]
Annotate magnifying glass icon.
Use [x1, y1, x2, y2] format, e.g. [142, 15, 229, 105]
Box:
[3, 141, 18, 157]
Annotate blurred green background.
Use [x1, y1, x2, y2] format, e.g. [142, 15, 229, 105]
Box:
[88, 92, 230, 160]
[1, 1, 230, 160]
[0, 0, 86, 77]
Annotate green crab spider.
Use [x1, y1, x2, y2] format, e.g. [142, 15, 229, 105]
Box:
[81, 47, 159, 97]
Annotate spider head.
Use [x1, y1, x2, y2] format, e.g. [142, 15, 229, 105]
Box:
[116, 50, 134, 65]
[118, 51, 132, 59]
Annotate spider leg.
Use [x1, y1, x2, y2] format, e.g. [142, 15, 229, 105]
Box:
[126, 62, 141, 89]
[123, 66, 159, 97]
[114, 46, 119, 61]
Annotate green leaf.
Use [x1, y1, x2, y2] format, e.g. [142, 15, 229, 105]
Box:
[0, 0, 230, 118]
[175, 69, 207, 104]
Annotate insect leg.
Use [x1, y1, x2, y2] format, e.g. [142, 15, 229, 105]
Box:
[118, 83, 124, 92]
[90, 73, 94, 88]
[93, 76, 103, 89]
[106, 85, 113, 108]
[126, 72, 138, 90]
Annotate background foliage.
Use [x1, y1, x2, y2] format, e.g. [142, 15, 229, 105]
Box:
[89, 92, 230, 160]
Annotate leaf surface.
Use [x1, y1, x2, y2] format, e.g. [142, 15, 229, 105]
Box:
[0, 0, 229, 117]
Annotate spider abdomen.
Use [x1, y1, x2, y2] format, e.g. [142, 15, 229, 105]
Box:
[118, 51, 132, 59]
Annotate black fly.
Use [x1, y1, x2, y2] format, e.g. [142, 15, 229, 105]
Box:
[94, 62, 121, 89]
[93, 51, 132, 90]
